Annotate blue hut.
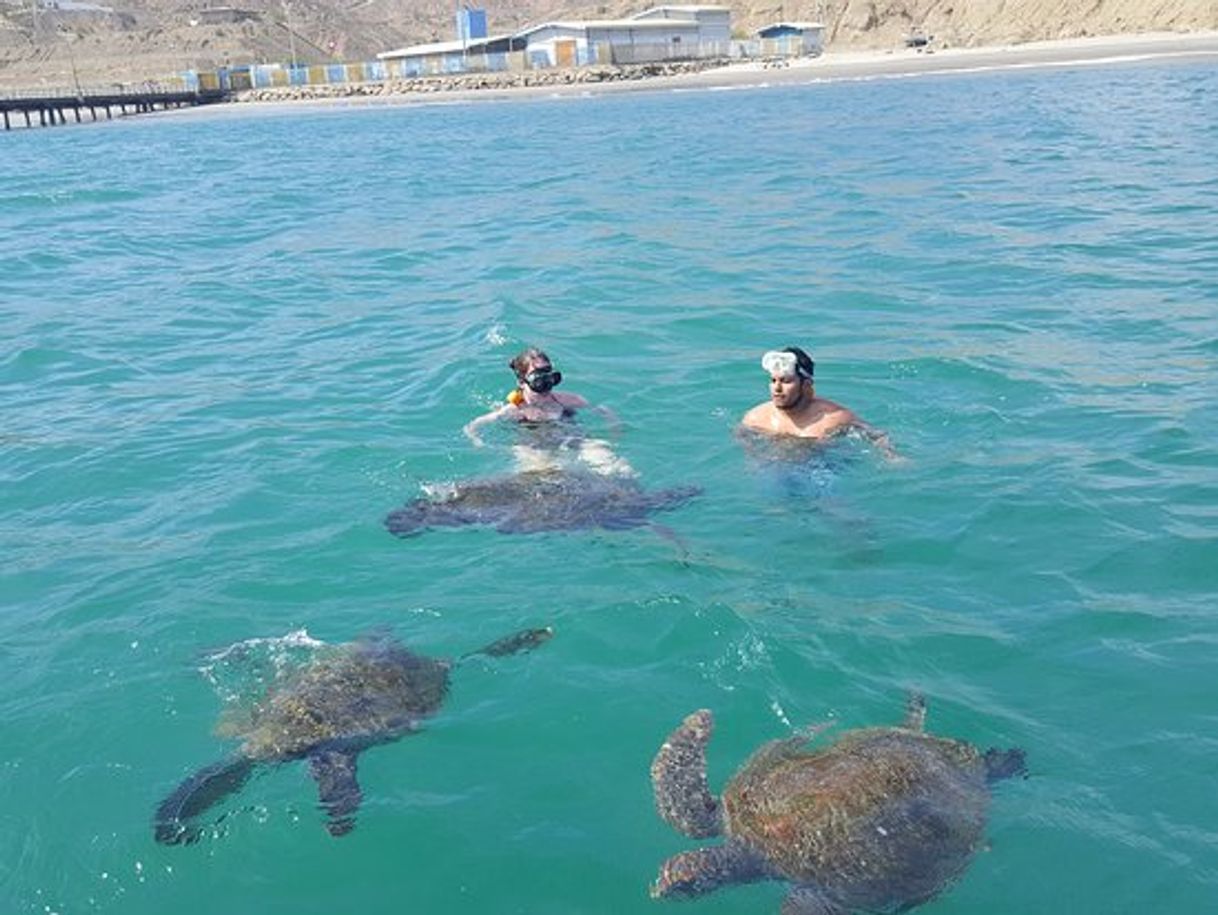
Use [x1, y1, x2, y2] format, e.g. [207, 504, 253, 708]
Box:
[756, 21, 825, 57]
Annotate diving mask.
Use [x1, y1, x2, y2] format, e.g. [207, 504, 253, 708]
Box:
[523, 368, 563, 393]
[761, 350, 811, 380]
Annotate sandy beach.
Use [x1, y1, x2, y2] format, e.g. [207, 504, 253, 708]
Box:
[198, 31, 1218, 116]
[709, 31, 1218, 83]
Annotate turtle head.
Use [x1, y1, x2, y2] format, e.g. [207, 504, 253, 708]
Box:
[984, 746, 1028, 783]
[478, 626, 554, 657]
[383, 501, 432, 537]
[464, 626, 554, 662]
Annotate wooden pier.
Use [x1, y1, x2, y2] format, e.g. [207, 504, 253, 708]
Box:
[0, 86, 229, 130]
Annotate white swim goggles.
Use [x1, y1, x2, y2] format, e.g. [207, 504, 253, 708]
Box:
[761, 350, 812, 380]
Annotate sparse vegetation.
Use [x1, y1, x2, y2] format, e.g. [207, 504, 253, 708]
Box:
[1, 0, 1215, 89]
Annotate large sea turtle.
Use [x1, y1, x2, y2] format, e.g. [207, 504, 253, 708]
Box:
[154, 626, 552, 844]
[384, 468, 700, 537]
[650, 696, 1026, 913]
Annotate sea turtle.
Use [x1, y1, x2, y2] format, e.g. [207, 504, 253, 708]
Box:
[154, 626, 553, 844]
[384, 468, 700, 537]
[650, 696, 1026, 913]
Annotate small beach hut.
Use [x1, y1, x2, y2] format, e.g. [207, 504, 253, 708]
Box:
[756, 21, 825, 57]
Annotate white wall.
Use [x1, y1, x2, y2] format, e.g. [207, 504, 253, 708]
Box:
[523, 22, 704, 66]
[632, 8, 731, 42]
[523, 25, 590, 66]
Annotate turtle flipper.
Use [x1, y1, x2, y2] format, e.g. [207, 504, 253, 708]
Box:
[308, 749, 362, 836]
[781, 885, 844, 915]
[651, 709, 722, 839]
[651, 840, 770, 899]
[154, 756, 256, 845]
[648, 485, 703, 513]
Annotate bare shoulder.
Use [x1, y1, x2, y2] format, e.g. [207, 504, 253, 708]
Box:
[819, 400, 860, 430]
[740, 401, 773, 430]
[556, 392, 590, 408]
[471, 403, 511, 423]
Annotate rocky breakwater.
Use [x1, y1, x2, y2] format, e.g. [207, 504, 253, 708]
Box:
[235, 59, 731, 103]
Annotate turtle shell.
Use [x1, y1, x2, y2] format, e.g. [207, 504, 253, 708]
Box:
[235, 640, 450, 761]
[722, 726, 990, 911]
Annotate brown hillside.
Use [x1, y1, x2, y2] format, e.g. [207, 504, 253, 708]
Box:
[1, 0, 1215, 90]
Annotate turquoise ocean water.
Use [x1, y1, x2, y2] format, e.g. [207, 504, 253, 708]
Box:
[3, 57, 1217, 914]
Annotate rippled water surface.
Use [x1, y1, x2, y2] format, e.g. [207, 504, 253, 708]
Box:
[3, 60, 1217, 914]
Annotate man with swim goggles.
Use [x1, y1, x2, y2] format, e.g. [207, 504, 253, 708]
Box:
[463, 347, 635, 476]
[741, 345, 897, 457]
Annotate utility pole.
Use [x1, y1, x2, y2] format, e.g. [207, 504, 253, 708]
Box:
[66, 32, 82, 97]
[284, 0, 298, 68]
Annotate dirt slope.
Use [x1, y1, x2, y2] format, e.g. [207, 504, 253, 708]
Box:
[1, 0, 1214, 89]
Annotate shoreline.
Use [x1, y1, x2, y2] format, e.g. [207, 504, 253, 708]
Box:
[157, 30, 1218, 119]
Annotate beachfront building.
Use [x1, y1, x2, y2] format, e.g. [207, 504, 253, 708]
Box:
[376, 3, 735, 74]
[756, 21, 826, 56]
[515, 4, 733, 67]
[377, 34, 526, 77]
[516, 18, 705, 67]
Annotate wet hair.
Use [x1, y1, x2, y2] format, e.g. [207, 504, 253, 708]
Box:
[783, 346, 814, 380]
[509, 347, 551, 380]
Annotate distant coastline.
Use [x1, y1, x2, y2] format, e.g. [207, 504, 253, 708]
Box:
[210, 31, 1218, 114]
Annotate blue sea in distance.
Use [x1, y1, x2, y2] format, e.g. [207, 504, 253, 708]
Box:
[3, 57, 1217, 915]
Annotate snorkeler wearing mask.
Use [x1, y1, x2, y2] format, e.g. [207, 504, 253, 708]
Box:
[740, 346, 898, 458]
[464, 347, 635, 476]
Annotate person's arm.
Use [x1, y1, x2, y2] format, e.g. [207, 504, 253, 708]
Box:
[554, 391, 623, 434]
[588, 403, 624, 437]
[463, 405, 511, 446]
[848, 416, 901, 462]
